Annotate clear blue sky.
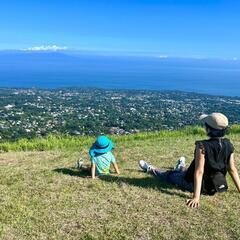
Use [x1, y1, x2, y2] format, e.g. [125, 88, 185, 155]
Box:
[0, 0, 239, 58]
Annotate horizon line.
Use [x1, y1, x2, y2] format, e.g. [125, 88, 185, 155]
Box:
[0, 46, 239, 61]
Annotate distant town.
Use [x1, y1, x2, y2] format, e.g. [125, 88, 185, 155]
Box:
[0, 88, 240, 141]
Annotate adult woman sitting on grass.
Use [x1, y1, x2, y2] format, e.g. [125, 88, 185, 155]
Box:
[139, 113, 240, 208]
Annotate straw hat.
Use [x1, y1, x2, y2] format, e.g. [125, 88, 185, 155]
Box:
[200, 113, 228, 130]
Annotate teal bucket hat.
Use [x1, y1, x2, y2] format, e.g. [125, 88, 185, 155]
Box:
[89, 136, 114, 157]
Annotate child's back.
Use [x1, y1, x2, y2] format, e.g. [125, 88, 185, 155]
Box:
[91, 151, 116, 175]
[89, 136, 120, 178]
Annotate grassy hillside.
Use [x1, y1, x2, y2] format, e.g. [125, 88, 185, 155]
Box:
[0, 128, 240, 239]
[1, 125, 240, 152]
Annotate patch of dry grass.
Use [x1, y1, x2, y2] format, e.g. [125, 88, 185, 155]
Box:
[0, 134, 239, 239]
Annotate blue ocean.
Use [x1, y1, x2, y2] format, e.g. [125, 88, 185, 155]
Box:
[0, 52, 240, 97]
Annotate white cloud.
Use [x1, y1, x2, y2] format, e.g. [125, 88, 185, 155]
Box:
[23, 45, 68, 52]
[157, 55, 168, 58]
[233, 57, 238, 61]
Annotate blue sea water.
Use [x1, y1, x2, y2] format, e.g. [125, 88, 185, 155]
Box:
[0, 53, 240, 97]
[1, 69, 240, 97]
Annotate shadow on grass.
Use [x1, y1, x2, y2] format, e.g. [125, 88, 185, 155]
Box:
[124, 169, 144, 173]
[99, 175, 188, 199]
[53, 167, 90, 178]
[124, 167, 172, 173]
[53, 168, 189, 198]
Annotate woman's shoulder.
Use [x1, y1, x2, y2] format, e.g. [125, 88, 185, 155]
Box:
[195, 140, 207, 148]
[194, 140, 206, 154]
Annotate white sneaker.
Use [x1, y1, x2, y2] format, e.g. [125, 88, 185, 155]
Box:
[175, 156, 186, 171]
[139, 160, 155, 172]
[76, 159, 84, 169]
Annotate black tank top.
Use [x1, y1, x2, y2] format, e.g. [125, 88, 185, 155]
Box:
[185, 138, 234, 186]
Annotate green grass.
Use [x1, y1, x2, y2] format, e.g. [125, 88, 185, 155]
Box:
[0, 130, 240, 239]
[1, 125, 240, 153]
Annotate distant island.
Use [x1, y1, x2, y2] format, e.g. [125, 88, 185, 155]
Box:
[0, 88, 240, 141]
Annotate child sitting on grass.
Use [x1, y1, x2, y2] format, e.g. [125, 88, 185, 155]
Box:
[78, 136, 120, 179]
[139, 113, 240, 208]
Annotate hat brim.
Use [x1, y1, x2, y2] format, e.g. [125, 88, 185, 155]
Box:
[89, 141, 114, 156]
[199, 114, 208, 121]
[199, 114, 214, 128]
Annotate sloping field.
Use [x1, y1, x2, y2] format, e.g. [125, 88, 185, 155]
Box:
[0, 133, 239, 239]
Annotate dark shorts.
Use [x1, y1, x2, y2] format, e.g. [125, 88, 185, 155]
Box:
[152, 169, 194, 192]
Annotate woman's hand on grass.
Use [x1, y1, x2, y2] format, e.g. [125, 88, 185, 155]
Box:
[186, 198, 199, 208]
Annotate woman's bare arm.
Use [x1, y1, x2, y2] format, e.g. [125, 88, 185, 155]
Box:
[186, 145, 205, 208]
[228, 153, 240, 192]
